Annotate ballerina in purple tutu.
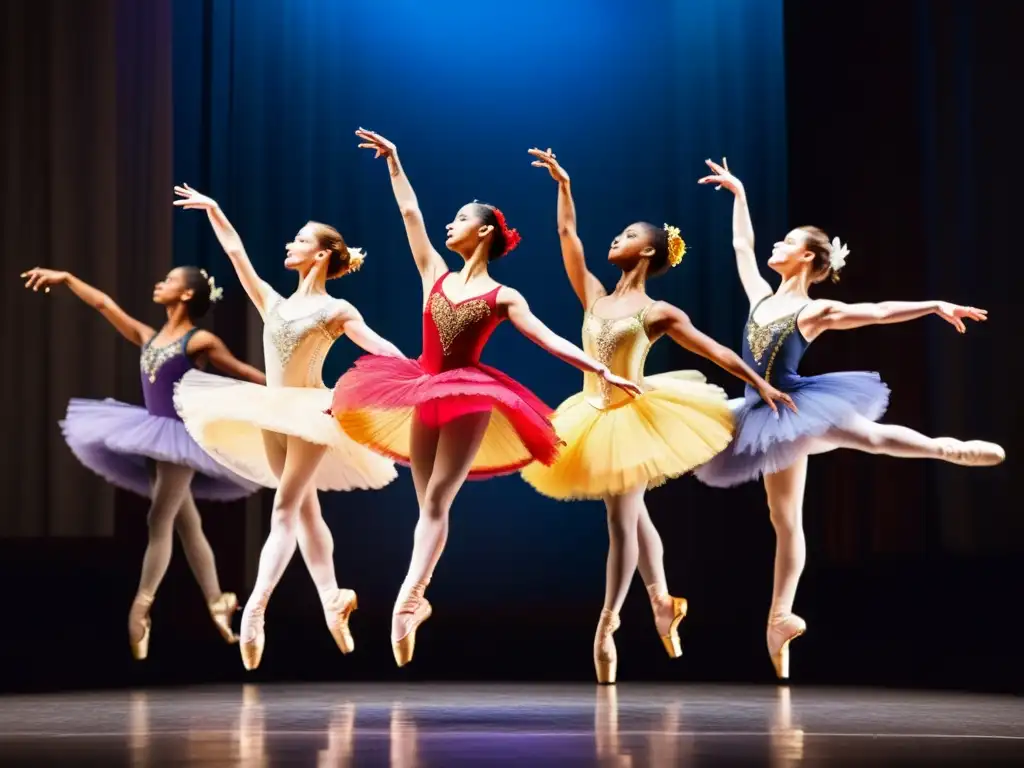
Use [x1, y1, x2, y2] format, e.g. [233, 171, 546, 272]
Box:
[694, 158, 1005, 680]
[21, 265, 265, 660]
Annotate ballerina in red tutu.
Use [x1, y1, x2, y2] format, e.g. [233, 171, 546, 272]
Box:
[331, 128, 641, 666]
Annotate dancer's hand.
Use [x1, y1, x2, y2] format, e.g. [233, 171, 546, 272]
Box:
[935, 302, 987, 334]
[528, 147, 570, 184]
[698, 158, 744, 195]
[173, 184, 218, 210]
[356, 128, 396, 160]
[600, 368, 643, 398]
[755, 381, 798, 415]
[21, 267, 69, 293]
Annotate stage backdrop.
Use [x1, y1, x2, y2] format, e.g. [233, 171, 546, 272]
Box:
[171, 0, 788, 612]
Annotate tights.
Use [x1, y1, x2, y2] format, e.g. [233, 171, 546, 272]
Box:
[129, 462, 225, 638]
[239, 432, 341, 642]
[767, 414, 994, 619]
[391, 410, 490, 641]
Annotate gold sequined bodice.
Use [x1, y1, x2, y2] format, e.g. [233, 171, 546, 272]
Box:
[581, 304, 653, 409]
[263, 293, 341, 388]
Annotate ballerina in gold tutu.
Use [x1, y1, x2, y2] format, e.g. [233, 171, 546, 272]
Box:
[522, 149, 795, 684]
[172, 184, 401, 670]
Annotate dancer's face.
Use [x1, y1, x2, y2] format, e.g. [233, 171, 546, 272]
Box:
[608, 223, 655, 267]
[152, 268, 193, 306]
[768, 228, 816, 276]
[284, 224, 329, 272]
[444, 204, 493, 257]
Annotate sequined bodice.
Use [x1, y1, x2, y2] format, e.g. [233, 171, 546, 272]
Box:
[742, 298, 811, 394]
[263, 292, 341, 388]
[420, 272, 503, 374]
[581, 304, 653, 410]
[140, 328, 199, 419]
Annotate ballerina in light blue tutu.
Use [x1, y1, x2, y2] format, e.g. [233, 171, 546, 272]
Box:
[694, 159, 1005, 680]
[21, 265, 265, 660]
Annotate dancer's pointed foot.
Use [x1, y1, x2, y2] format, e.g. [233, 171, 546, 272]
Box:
[767, 612, 806, 680]
[937, 438, 1005, 467]
[208, 592, 240, 644]
[594, 609, 621, 685]
[323, 588, 358, 654]
[239, 591, 270, 671]
[128, 591, 155, 661]
[392, 581, 431, 668]
[650, 592, 688, 658]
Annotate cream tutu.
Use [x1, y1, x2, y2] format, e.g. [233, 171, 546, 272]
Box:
[173, 285, 396, 491]
[521, 305, 734, 500]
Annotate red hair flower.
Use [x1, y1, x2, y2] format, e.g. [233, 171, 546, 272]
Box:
[491, 208, 522, 256]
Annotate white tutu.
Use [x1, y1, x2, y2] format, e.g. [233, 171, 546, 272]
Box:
[173, 369, 397, 491]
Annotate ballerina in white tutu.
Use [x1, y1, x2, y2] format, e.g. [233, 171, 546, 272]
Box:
[173, 183, 402, 670]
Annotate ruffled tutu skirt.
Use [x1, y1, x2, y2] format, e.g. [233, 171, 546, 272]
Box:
[521, 371, 734, 500]
[694, 371, 890, 488]
[330, 355, 561, 479]
[173, 370, 397, 491]
[60, 398, 259, 501]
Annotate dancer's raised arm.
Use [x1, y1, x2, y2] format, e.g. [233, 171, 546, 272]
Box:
[802, 299, 987, 338]
[173, 185, 269, 315]
[529, 148, 605, 309]
[647, 301, 795, 414]
[699, 158, 774, 306]
[500, 288, 642, 397]
[21, 268, 153, 345]
[356, 129, 447, 285]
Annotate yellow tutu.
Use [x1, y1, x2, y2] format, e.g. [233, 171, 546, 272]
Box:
[521, 370, 733, 500]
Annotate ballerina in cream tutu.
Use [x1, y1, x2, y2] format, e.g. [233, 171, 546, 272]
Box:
[522, 149, 795, 684]
[172, 184, 401, 670]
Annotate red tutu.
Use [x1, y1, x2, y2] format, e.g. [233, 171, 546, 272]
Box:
[330, 273, 561, 478]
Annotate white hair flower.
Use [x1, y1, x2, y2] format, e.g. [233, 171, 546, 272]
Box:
[207, 275, 224, 303]
[828, 237, 850, 272]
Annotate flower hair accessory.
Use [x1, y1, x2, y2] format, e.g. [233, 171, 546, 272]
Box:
[199, 269, 224, 303]
[828, 236, 850, 272]
[343, 247, 366, 275]
[491, 208, 522, 256]
[664, 224, 687, 267]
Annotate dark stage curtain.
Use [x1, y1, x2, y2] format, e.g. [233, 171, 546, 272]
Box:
[785, 0, 1021, 558]
[1, 0, 173, 537]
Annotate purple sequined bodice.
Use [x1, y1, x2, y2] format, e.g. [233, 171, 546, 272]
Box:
[140, 329, 199, 419]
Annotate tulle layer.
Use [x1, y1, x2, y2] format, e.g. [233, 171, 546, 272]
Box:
[521, 371, 734, 500]
[59, 398, 259, 501]
[173, 369, 397, 491]
[330, 354, 560, 479]
[694, 371, 890, 488]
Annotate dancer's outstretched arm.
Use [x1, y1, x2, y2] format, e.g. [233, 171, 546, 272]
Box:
[355, 129, 447, 286]
[21, 268, 154, 346]
[647, 301, 796, 414]
[529, 148, 606, 309]
[328, 301, 405, 359]
[801, 299, 987, 339]
[189, 331, 266, 384]
[173, 185, 269, 315]
[500, 289, 642, 397]
[699, 158, 774, 306]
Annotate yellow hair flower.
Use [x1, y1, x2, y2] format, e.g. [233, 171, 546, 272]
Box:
[344, 247, 366, 275]
[664, 224, 686, 267]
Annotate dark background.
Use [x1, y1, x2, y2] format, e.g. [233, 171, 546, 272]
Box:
[1, 0, 1020, 694]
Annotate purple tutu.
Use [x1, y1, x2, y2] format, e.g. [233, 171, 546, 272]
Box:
[694, 372, 890, 488]
[60, 398, 259, 501]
